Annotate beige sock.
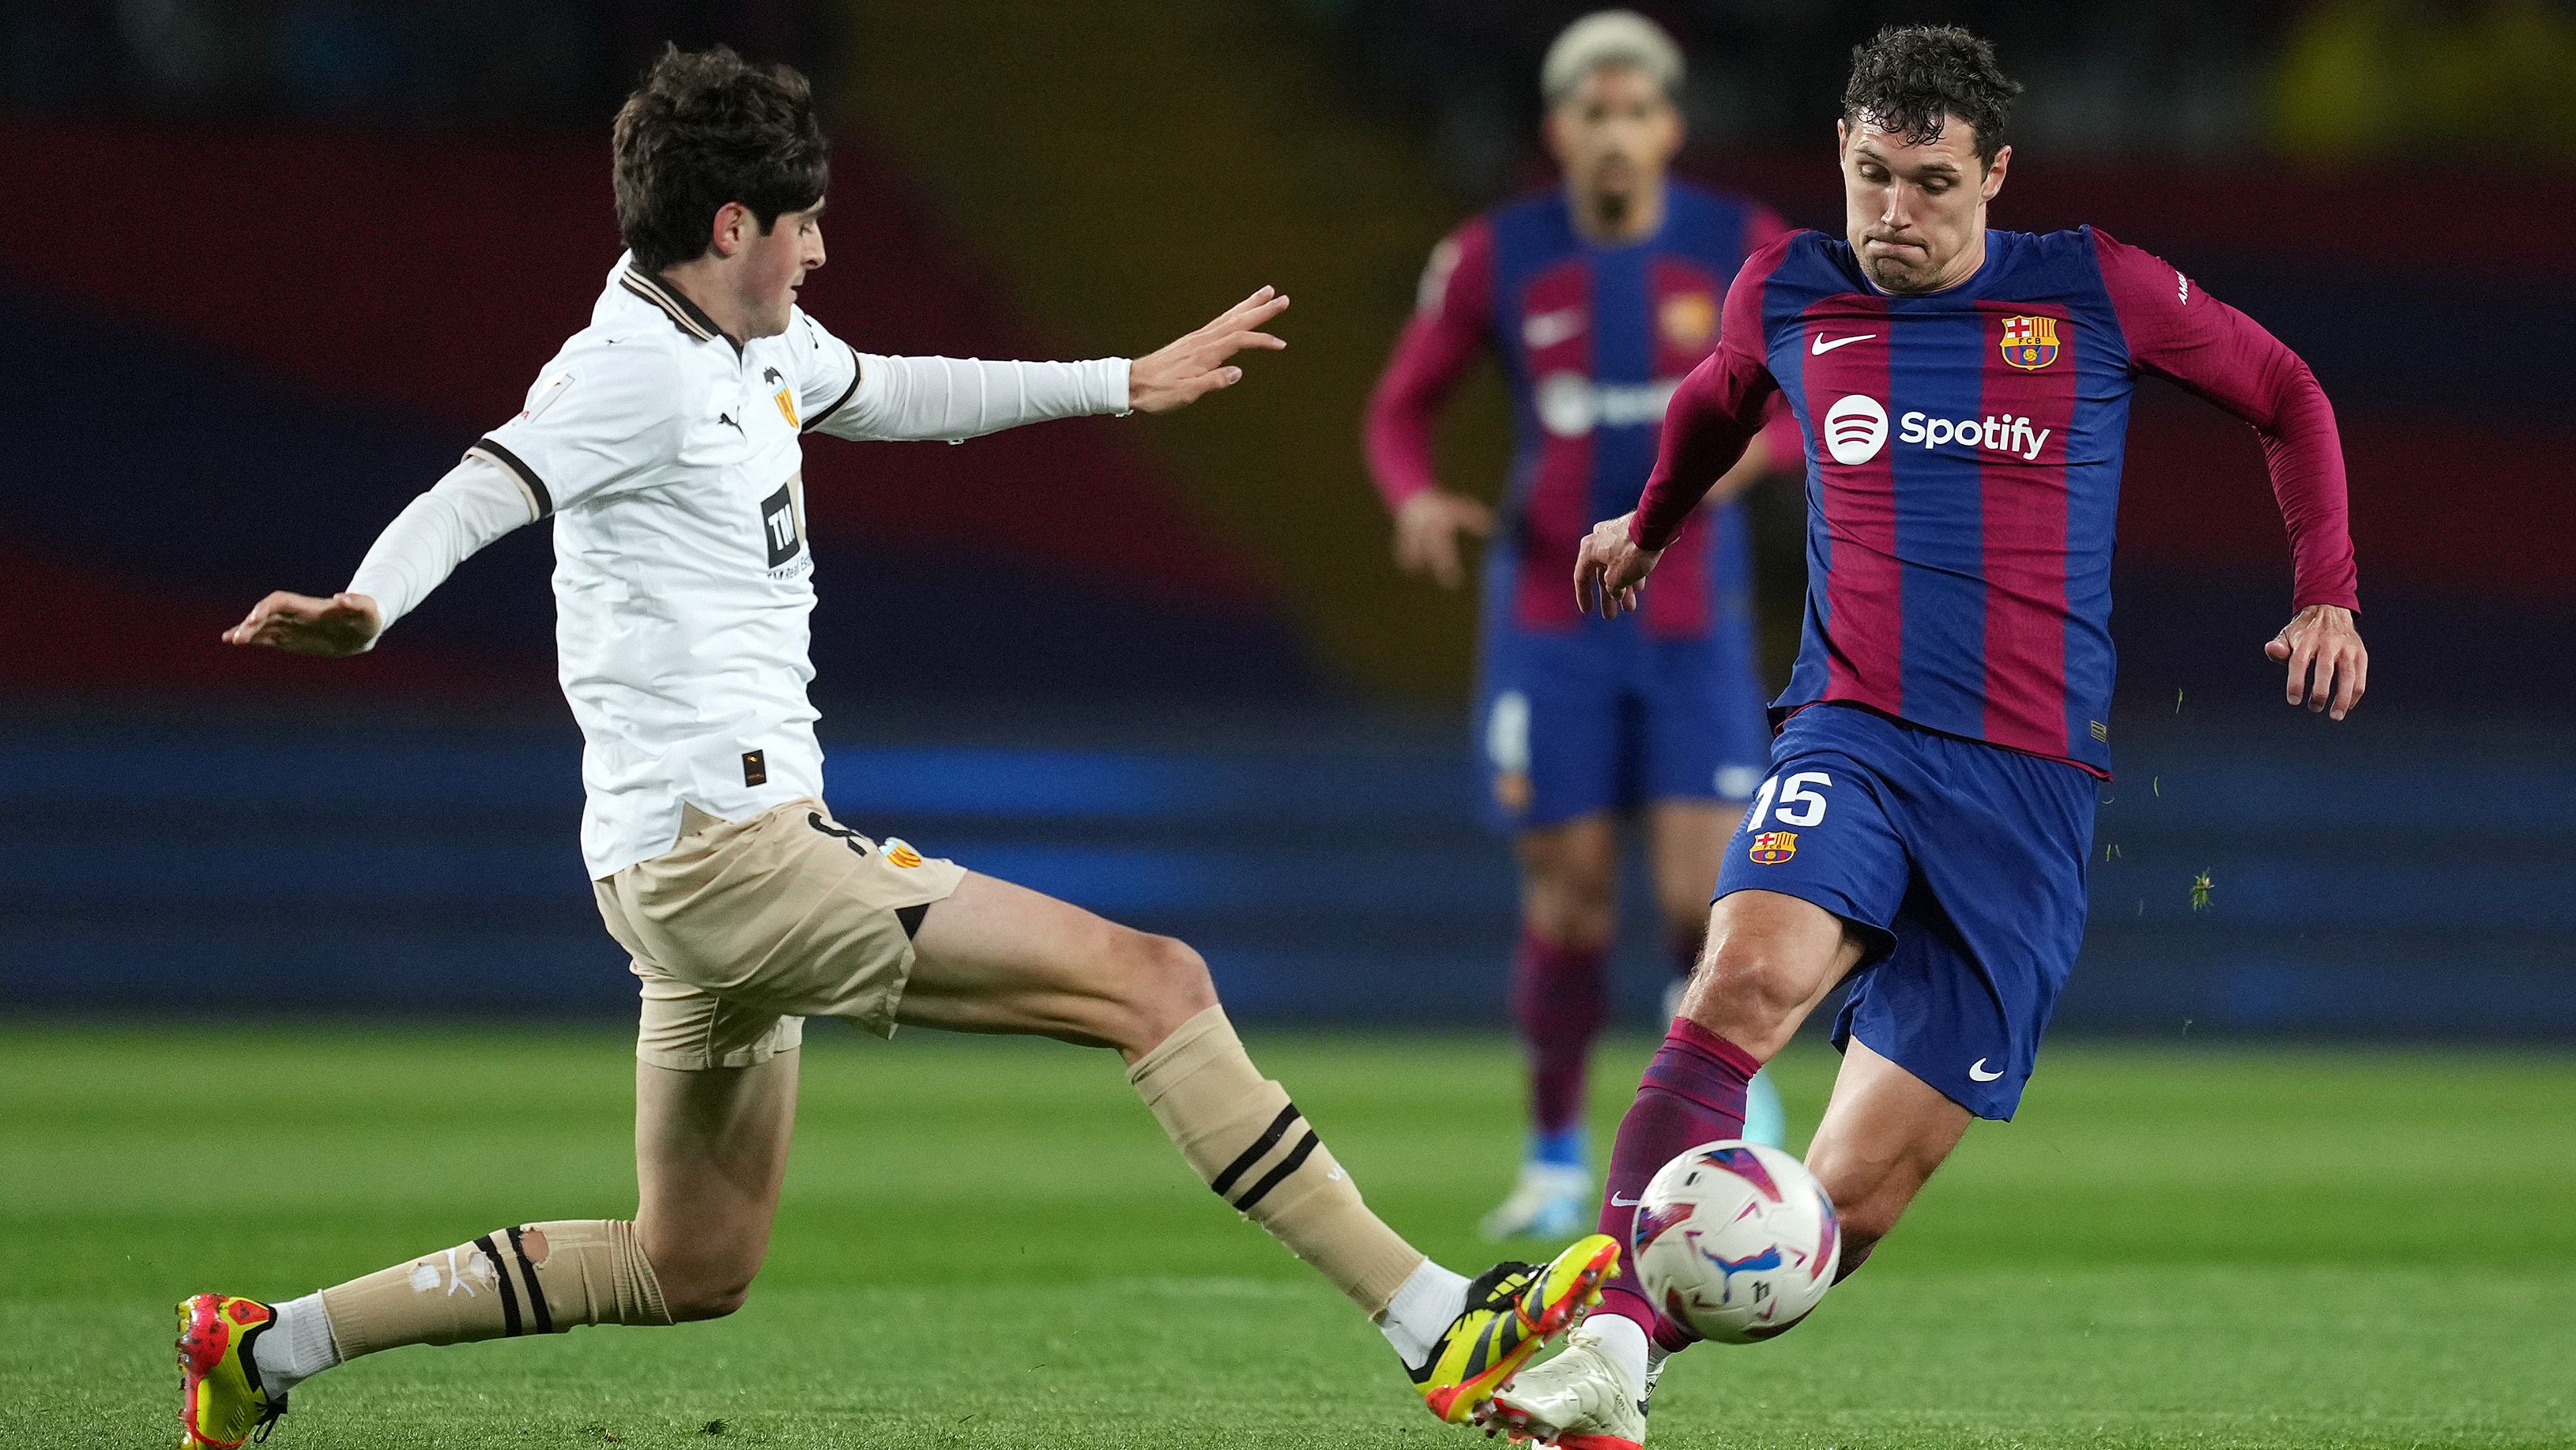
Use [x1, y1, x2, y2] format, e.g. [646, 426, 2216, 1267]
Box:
[1128, 1006, 1426, 1315]
[318, 1220, 672, 1360]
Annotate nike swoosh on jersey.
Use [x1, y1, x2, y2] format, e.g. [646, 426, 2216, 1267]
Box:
[1810, 332, 1876, 354]
[1523, 307, 1587, 349]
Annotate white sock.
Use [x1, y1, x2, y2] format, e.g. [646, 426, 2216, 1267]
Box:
[1586, 1311, 1651, 1392]
[250, 1294, 341, 1395]
[1375, 1259, 1471, 1369]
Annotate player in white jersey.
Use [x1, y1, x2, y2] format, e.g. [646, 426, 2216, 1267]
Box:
[171, 45, 1616, 1450]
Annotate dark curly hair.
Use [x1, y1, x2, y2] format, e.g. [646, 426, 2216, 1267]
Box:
[1841, 24, 2022, 168]
[612, 44, 830, 273]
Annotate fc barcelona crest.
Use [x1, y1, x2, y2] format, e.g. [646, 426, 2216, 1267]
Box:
[1748, 830, 1798, 864]
[1999, 314, 2062, 371]
[1659, 291, 1717, 352]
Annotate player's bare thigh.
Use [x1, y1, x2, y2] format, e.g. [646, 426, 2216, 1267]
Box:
[901, 872, 1216, 1063]
[1645, 799, 1744, 943]
[635, 1052, 800, 1320]
[1802, 1038, 1972, 1276]
[1513, 812, 1619, 947]
[1680, 888, 1870, 1060]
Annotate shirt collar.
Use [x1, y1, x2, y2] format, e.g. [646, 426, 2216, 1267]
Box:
[619, 264, 741, 353]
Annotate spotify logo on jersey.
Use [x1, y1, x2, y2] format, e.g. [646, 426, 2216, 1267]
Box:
[1824, 394, 1889, 465]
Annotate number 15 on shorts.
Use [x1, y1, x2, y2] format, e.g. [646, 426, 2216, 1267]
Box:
[1744, 771, 1829, 864]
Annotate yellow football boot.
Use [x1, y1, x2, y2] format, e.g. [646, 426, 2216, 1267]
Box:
[175, 1293, 288, 1448]
[1412, 1232, 1619, 1424]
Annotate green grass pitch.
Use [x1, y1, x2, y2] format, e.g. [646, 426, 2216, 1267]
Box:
[4, 1025, 2571, 1448]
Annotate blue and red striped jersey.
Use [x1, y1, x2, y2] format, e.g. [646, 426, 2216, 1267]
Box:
[1633, 226, 2359, 774]
[1367, 183, 1796, 637]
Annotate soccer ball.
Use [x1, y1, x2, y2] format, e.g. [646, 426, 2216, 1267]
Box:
[1630, 1140, 1840, 1343]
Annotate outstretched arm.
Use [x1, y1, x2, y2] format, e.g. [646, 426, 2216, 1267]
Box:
[808, 289, 1290, 443]
[224, 456, 537, 657]
[1129, 287, 1292, 412]
[2094, 228, 2367, 718]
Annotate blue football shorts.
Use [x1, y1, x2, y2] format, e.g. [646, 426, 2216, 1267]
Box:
[1709, 702, 2098, 1119]
[1476, 620, 1772, 834]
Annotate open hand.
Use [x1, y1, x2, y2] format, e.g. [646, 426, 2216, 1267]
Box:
[1127, 287, 1290, 413]
[223, 591, 382, 657]
[1572, 512, 1663, 619]
[2263, 603, 2367, 720]
[1393, 490, 1492, 589]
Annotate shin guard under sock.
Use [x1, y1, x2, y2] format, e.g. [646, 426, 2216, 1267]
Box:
[1594, 1018, 1759, 1342]
[318, 1220, 671, 1361]
[1129, 1006, 1425, 1316]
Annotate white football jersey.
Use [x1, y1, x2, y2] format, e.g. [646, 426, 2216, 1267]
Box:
[472, 258, 868, 877]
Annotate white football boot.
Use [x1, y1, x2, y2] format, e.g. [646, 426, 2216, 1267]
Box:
[1478, 1161, 1592, 1241]
[1479, 1319, 1650, 1449]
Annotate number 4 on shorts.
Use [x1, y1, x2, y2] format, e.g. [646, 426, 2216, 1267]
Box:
[1746, 770, 1832, 830]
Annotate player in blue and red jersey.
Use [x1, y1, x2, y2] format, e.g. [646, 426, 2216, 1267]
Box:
[1364, 11, 1795, 1242]
[1487, 26, 2370, 1446]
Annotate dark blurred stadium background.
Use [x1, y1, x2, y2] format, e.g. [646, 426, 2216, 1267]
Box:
[4, 0, 2568, 1035]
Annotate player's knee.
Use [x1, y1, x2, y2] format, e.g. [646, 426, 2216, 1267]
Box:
[661, 1260, 760, 1322]
[1113, 931, 1217, 1050]
[668, 1282, 750, 1322]
[1522, 872, 1617, 948]
[1525, 903, 1614, 951]
[1692, 939, 1811, 1053]
[1518, 832, 1618, 947]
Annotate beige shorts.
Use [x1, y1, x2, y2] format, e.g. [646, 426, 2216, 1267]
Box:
[593, 799, 968, 1071]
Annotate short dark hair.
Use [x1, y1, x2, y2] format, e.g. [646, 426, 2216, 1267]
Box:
[1841, 24, 2022, 168]
[612, 44, 830, 273]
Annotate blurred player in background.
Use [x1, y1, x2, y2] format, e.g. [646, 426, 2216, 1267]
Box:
[177, 45, 1618, 1449]
[1489, 25, 2369, 1447]
[1365, 10, 1791, 1243]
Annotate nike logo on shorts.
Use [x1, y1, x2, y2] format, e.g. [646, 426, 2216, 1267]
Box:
[1968, 1058, 2004, 1082]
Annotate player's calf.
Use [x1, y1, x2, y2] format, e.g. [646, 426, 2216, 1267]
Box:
[1128, 1004, 1424, 1311]
[1801, 1039, 1973, 1282]
[213, 1220, 676, 1403]
[323, 1221, 672, 1354]
[1802, 1164, 1913, 1282]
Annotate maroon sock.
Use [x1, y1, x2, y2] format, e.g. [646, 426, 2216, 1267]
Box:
[1510, 929, 1609, 1144]
[1595, 1016, 1761, 1346]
